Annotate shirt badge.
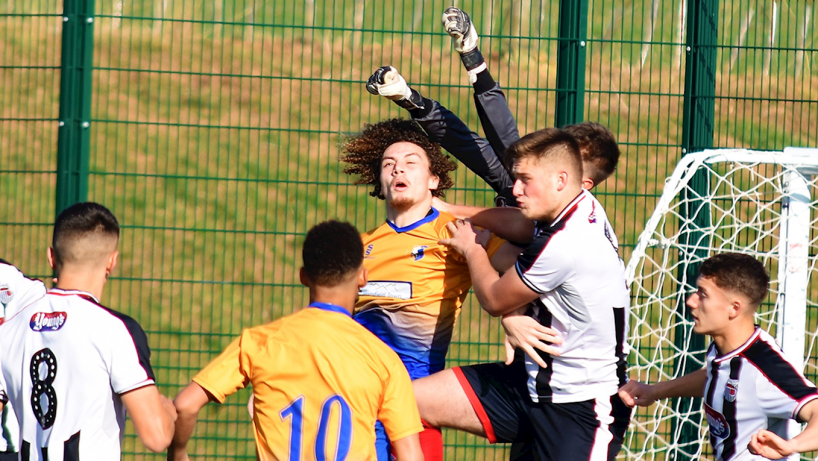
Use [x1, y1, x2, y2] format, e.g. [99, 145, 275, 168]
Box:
[724, 378, 739, 402]
[0, 283, 12, 306]
[411, 245, 427, 261]
[364, 244, 375, 259]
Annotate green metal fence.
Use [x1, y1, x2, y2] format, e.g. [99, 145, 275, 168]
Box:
[1, 0, 816, 459]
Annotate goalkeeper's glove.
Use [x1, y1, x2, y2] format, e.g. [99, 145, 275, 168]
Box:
[442, 6, 485, 73]
[366, 66, 425, 111]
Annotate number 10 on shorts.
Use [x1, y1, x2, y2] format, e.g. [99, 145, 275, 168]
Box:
[279, 394, 353, 461]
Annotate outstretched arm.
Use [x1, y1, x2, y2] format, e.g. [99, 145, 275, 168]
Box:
[748, 399, 818, 459]
[443, 6, 521, 205]
[618, 368, 707, 408]
[366, 66, 514, 196]
[433, 198, 534, 244]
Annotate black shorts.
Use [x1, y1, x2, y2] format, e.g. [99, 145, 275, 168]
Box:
[454, 361, 629, 461]
[0, 453, 17, 461]
[508, 393, 634, 461]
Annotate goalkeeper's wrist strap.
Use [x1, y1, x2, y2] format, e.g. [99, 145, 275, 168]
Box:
[460, 48, 485, 71]
[393, 89, 426, 111]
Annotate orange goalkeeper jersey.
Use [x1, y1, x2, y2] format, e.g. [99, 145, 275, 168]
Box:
[355, 207, 506, 379]
[193, 303, 422, 461]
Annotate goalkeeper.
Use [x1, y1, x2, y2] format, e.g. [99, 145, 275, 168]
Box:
[366, 7, 620, 207]
[619, 253, 818, 461]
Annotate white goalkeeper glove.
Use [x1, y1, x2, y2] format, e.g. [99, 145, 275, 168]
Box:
[442, 7, 479, 54]
[442, 7, 486, 81]
[366, 66, 425, 111]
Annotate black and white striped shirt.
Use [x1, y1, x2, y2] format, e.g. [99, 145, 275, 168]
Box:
[704, 327, 818, 460]
[0, 288, 155, 461]
[515, 190, 630, 403]
[0, 260, 47, 454]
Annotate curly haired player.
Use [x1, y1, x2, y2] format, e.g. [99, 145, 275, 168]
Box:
[342, 118, 531, 461]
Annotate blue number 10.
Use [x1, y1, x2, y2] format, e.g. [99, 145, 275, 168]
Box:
[280, 395, 352, 461]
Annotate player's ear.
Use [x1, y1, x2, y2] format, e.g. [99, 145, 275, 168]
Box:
[581, 178, 595, 190]
[428, 174, 440, 192]
[299, 267, 310, 288]
[357, 266, 368, 288]
[106, 250, 119, 276]
[728, 298, 743, 320]
[556, 170, 569, 191]
[47, 247, 56, 270]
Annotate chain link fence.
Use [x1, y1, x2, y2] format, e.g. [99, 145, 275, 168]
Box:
[1, 0, 816, 459]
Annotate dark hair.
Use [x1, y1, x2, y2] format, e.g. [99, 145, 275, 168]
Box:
[341, 118, 456, 199]
[563, 122, 620, 185]
[503, 128, 582, 180]
[302, 221, 364, 287]
[699, 253, 770, 308]
[52, 202, 120, 269]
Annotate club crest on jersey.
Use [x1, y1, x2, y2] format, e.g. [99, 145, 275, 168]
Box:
[411, 245, 427, 261]
[0, 283, 12, 306]
[30, 312, 68, 332]
[704, 404, 730, 439]
[724, 379, 739, 402]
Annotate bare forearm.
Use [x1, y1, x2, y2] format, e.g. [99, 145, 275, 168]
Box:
[790, 401, 818, 454]
[465, 247, 507, 316]
[652, 368, 707, 400]
[392, 434, 424, 461]
[168, 409, 198, 458]
[169, 382, 211, 460]
[437, 201, 533, 243]
[469, 208, 534, 244]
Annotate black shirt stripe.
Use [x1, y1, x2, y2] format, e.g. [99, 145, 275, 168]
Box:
[613, 307, 628, 386]
[532, 301, 555, 399]
[742, 339, 818, 404]
[720, 357, 742, 461]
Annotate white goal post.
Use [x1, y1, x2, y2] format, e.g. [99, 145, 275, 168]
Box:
[622, 147, 818, 460]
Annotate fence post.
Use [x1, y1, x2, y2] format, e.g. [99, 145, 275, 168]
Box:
[56, 0, 95, 216]
[673, 0, 719, 459]
[554, 0, 587, 127]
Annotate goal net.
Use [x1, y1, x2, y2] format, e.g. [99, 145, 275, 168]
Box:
[622, 148, 818, 460]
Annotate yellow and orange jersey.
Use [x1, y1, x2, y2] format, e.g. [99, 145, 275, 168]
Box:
[193, 303, 422, 461]
[355, 208, 506, 379]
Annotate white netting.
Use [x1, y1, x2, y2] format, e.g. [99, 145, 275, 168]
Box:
[622, 148, 818, 460]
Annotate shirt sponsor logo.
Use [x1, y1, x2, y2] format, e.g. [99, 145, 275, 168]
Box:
[0, 283, 12, 306]
[705, 404, 730, 439]
[30, 312, 68, 332]
[359, 281, 412, 300]
[411, 245, 427, 261]
[365, 244, 374, 258]
[724, 378, 739, 402]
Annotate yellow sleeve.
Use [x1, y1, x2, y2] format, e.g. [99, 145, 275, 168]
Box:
[485, 233, 508, 259]
[192, 336, 250, 403]
[377, 354, 424, 442]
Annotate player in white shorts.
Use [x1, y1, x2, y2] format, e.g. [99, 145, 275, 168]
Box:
[619, 253, 818, 460]
[415, 128, 630, 460]
[0, 202, 177, 461]
[0, 260, 47, 461]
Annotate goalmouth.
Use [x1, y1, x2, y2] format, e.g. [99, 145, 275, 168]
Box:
[622, 147, 818, 460]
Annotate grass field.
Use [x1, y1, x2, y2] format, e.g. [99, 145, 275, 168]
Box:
[1, 0, 817, 459]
